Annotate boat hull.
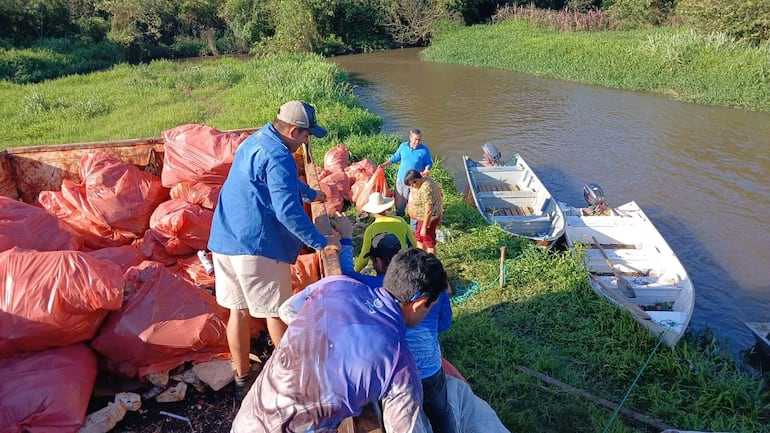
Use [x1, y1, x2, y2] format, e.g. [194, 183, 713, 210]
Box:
[564, 201, 694, 347]
[462, 154, 565, 244]
[744, 322, 770, 356]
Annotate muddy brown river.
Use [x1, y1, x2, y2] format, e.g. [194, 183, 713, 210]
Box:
[332, 47, 770, 355]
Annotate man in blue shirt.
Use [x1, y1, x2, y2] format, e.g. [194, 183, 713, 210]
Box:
[208, 100, 339, 403]
[379, 128, 433, 217]
[235, 249, 449, 433]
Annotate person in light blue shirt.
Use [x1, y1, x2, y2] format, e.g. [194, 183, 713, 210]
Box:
[298, 213, 456, 433]
[208, 100, 339, 404]
[379, 128, 433, 217]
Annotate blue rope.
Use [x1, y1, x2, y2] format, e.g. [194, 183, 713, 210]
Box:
[601, 319, 677, 433]
[451, 248, 529, 305]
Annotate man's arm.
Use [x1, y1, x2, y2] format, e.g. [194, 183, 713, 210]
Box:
[436, 291, 453, 333]
[298, 180, 327, 203]
[268, 156, 327, 250]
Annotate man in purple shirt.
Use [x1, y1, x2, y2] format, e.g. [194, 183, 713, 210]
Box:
[233, 249, 448, 433]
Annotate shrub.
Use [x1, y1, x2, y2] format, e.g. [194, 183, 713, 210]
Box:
[607, 0, 675, 29]
[172, 37, 209, 57]
[675, 0, 770, 45]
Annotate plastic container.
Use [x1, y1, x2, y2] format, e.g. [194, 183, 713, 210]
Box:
[197, 250, 214, 275]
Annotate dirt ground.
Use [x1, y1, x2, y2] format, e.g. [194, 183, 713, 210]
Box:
[107, 385, 237, 433]
[90, 335, 273, 433]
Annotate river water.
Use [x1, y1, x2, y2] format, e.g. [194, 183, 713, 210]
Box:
[331, 47, 770, 355]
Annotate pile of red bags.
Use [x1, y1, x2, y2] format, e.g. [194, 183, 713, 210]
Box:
[317, 143, 391, 214]
[0, 124, 329, 432]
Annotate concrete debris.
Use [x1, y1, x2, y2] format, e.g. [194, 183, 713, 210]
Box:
[172, 369, 207, 393]
[146, 370, 169, 388]
[156, 381, 188, 403]
[77, 392, 141, 433]
[192, 359, 234, 391]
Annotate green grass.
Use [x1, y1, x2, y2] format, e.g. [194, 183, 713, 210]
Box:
[2, 54, 768, 432]
[423, 21, 770, 112]
[0, 54, 380, 148]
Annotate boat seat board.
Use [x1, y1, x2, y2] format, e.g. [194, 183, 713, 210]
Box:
[477, 190, 537, 200]
[475, 183, 520, 192]
[485, 206, 535, 216]
[469, 165, 524, 173]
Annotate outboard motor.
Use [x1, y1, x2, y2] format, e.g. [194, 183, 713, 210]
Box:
[583, 183, 607, 214]
[482, 142, 502, 165]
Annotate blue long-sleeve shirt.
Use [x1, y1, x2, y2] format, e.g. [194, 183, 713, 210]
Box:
[340, 238, 452, 378]
[208, 124, 326, 262]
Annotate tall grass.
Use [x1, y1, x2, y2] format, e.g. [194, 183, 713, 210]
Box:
[423, 21, 770, 112]
[493, 3, 618, 31]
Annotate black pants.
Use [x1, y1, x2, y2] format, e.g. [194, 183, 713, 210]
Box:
[422, 367, 457, 433]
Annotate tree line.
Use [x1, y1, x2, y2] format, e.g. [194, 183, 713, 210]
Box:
[1, 0, 767, 84]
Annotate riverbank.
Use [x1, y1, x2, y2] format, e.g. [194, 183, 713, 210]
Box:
[422, 21, 770, 113]
[1, 55, 768, 431]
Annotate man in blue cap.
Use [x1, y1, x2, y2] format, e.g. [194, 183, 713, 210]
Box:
[208, 100, 339, 404]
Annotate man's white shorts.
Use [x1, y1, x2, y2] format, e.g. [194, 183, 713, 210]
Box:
[212, 253, 291, 318]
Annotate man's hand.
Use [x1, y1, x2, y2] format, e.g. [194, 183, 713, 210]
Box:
[330, 212, 354, 239]
[313, 190, 327, 203]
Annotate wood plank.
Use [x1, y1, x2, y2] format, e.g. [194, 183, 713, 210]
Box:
[589, 274, 651, 321]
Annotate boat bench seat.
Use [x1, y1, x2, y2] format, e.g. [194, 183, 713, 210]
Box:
[470, 166, 524, 173]
[493, 214, 551, 224]
[477, 190, 537, 199]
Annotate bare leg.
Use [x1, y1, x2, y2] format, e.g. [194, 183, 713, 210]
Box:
[227, 308, 251, 377]
[266, 316, 288, 347]
[426, 246, 436, 255]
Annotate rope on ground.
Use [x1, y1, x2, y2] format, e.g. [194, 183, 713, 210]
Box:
[601, 319, 677, 433]
[450, 247, 527, 305]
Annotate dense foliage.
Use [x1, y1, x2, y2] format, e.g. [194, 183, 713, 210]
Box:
[2, 0, 769, 84]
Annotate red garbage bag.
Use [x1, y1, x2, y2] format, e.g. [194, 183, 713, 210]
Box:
[0, 196, 82, 253]
[353, 167, 391, 211]
[319, 171, 350, 214]
[291, 253, 321, 294]
[91, 261, 230, 378]
[133, 229, 181, 266]
[171, 254, 216, 290]
[323, 143, 350, 172]
[87, 245, 146, 273]
[169, 181, 221, 210]
[0, 344, 97, 433]
[149, 199, 213, 256]
[38, 151, 169, 249]
[0, 248, 124, 358]
[162, 124, 249, 187]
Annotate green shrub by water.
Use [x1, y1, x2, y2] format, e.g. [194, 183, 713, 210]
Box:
[423, 21, 770, 112]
